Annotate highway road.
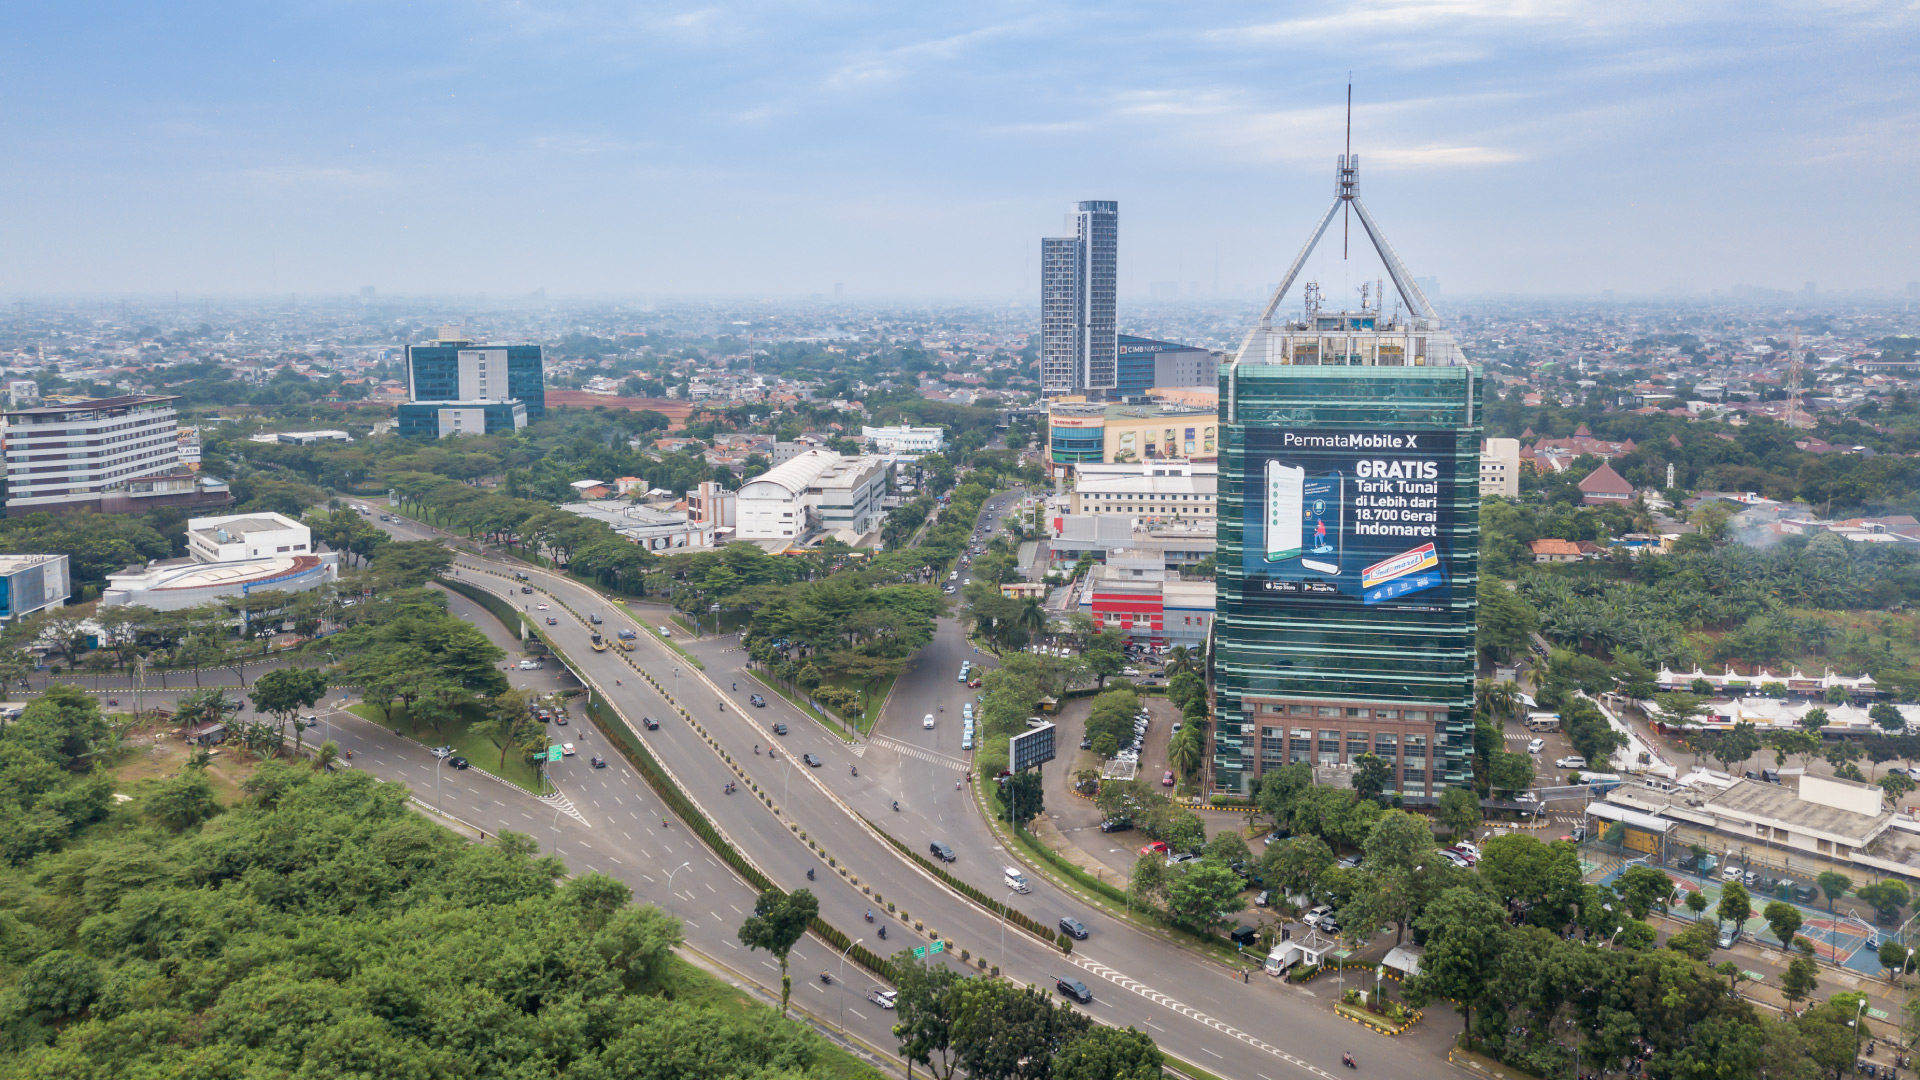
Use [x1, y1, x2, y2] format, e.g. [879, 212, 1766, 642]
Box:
[360, 501, 1444, 1079]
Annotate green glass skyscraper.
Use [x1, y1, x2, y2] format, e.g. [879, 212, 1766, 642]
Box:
[1212, 150, 1481, 802]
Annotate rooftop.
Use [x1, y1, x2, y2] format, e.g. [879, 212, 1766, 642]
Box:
[4, 394, 178, 416]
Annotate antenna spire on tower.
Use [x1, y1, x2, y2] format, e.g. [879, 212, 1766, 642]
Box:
[1343, 81, 1352, 260]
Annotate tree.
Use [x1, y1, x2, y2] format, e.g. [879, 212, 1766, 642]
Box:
[1684, 889, 1710, 917]
[1763, 901, 1805, 949]
[1716, 881, 1751, 940]
[1879, 939, 1917, 985]
[1856, 880, 1910, 924]
[1781, 954, 1819, 1007]
[949, 977, 1090, 1080]
[997, 769, 1043, 826]
[1816, 870, 1853, 913]
[1882, 772, 1917, 807]
[737, 887, 818, 1016]
[1203, 829, 1250, 867]
[1166, 724, 1204, 781]
[248, 666, 330, 755]
[1436, 785, 1482, 836]
[143, 767, 221, 832]
[1708, 721, 1763, 775]
[1403, 885, 1508, 1033]
[1052, 1025, 1162, 1080]
[1488, 751, 1535, 797]
[1615, 864, 1676, 920]
[1165, 859, 1246, 934]
[1258, 834, 1334, 900]
[891, 950, 962, 1080]
[1083, 640, 1124, 689]
[1871, 702, 1907, 735]
[1799, 706, 1830, 735]
[16, 949, 101, 1019]
[1128, 854, 1170, 910]
[1352, 751, 1394, 802]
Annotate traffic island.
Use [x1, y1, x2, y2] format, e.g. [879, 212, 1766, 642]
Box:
[1334, 990, 1421, 1035]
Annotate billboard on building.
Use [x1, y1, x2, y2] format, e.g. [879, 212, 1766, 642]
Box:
[1241, 428, 1455, 611]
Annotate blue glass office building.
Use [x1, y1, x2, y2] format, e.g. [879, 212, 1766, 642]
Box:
[405, 341, 545, 421]
[1116, 335, 1217, 399]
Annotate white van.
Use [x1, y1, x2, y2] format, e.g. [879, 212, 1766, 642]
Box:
[1003, 867, 1031, 894]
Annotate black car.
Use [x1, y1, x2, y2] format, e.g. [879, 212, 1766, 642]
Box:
[1053, 977, 1093, 1004]
[750, 694, 767, 707]
[520, 585, 534, 594]
[1059, 917, 1088, 940]
[591, 756, 607, 769]
[772, 722, 788, 735]
[1230, 925, 1259, 947]
[555, 714, 568, 726]
[1099, 817, 1131, 833]
[448, 756, 469, 770]
[642, 716, 660, 730]
[803, 753, 822, 768]
[929, 840, 957, 862]
[1079, 736, 1092, 750]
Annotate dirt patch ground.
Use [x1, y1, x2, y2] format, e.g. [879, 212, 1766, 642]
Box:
[111, 725, 261, 805]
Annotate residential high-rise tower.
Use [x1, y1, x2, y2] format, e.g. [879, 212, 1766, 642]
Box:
[1041, 200, 1119, 397]
[1212, 149, 1481, 802]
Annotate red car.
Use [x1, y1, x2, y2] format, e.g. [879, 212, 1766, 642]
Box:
[1140, 841, 1169, 856]
[1162, 770, 1175, 786]
[967, 679, 982, 689]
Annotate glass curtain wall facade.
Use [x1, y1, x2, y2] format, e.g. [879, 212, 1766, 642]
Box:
[406, 343, 546, 420]
[1213, 364, 1481, 801]
[1039, 201, 1118, 396]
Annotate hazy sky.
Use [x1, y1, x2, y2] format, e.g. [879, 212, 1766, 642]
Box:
[4, 1, 1916, 300]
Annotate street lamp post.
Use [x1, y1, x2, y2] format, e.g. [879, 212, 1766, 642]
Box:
[1854, 996, 1868, 1066]
[838, 938, 863, 1034]
[783, 756, 793, 808]
[549, 803, 565, 854]
[666, 861, 692, 914]
[1608, 926, 1626, 949]
[436, 755, 448, 815]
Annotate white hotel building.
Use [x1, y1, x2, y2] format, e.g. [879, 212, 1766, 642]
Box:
[2, 395, 230, 516]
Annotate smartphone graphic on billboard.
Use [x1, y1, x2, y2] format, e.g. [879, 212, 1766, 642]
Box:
[1264, 461, 1303, 561]
[1300, 472, 1342, 575]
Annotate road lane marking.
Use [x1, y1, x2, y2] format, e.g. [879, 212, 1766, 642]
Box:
[1069, 956, 1332, 1078]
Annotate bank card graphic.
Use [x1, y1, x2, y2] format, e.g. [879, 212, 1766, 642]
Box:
[1360, 542, 1446, 605]
[1264, 461, 1302, 561]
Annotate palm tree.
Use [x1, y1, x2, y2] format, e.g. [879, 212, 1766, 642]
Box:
[1166, 646, 1198, 678]
[1016, 598, 1047, 640]
[313, 740, 340, 772]
[1167, 724, 1204, 780]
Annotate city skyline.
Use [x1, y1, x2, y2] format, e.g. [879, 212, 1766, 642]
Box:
[2, 2, 1917, 298]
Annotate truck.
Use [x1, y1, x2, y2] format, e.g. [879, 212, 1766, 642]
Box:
[616, 635, 636, 652]
[590, 632, 608, 652]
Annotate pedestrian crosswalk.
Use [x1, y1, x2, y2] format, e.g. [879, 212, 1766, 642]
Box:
[869, 734, 968, 772]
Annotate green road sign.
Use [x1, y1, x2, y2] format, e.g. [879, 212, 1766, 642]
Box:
[913, 945, 927, 958]
[929, 940, 944, 954]
[547, 746, 563, 762]
[1869, 1007, 1891, 1021]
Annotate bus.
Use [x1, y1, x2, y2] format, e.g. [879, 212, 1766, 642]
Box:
[1525, 713, 1562, 732]
[1577, 772, 1623, 794]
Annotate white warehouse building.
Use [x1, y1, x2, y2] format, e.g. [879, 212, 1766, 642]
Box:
[736, 451, 889, 543]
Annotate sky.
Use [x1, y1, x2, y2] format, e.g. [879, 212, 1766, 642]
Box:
[3, 1, 1917, 301]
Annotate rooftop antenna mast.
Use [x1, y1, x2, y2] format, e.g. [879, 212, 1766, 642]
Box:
[1343, 80, 1352, 260]
[1253, 84, 1438, 327]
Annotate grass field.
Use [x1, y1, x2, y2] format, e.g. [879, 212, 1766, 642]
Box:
[349, 701, 545, 793]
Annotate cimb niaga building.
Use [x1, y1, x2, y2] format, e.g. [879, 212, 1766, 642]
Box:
[1041, 200, 1119, 398]
[1212, 149, 1480, 803]
[399, 333, 545, 438]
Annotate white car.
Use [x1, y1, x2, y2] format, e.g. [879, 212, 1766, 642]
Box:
[536, 603, 549, 610]
[1527, 738, 1545, 754]
[1555, 756, 1587, 770]
[517, 660, 543, 670]
[562, 743, 577, 756]
[430, 745, 454, 758]
[923, 713, 936, 729]
[1303, 905, 1334, 929]
[658, 626, 672, 637]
